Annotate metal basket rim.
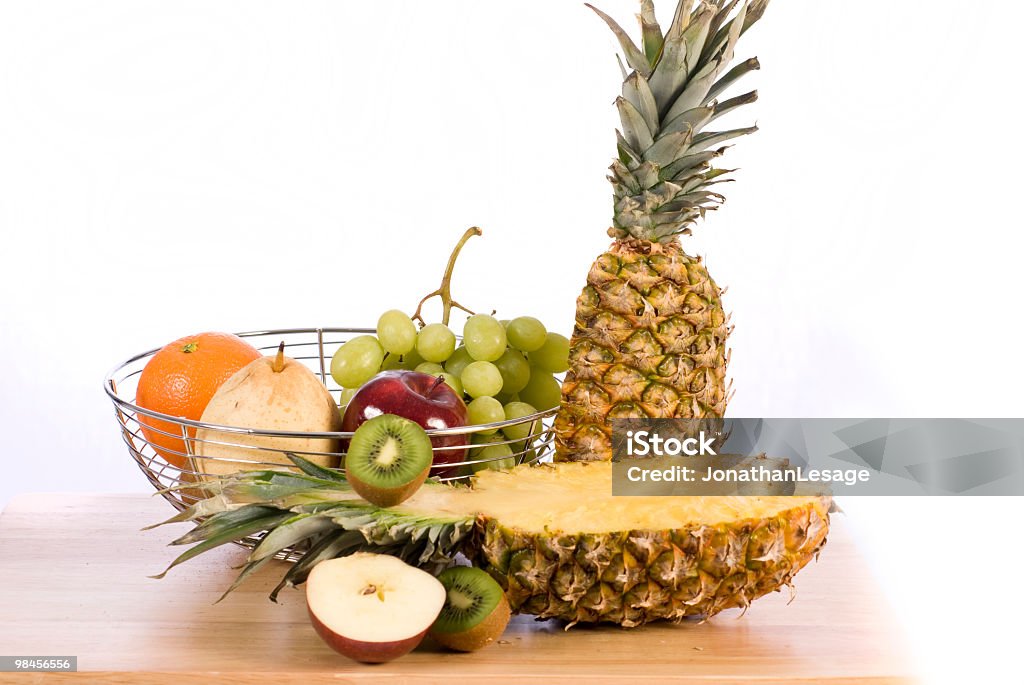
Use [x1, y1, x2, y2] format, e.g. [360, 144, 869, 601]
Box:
[103, 326, 559, 438]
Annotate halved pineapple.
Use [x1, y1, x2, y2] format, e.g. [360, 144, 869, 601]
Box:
[154, 461, 829, 627]
[406, 463, 829, 626]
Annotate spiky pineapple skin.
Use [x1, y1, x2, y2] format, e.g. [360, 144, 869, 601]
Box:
[160, 461, 830, 628]
[469, 497, 829, 627]
[554, 238, 730, 461]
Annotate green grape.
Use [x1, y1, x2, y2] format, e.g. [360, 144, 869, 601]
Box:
[498, 319, 511, 328]
[439, 372, 463, 396]
[376, 309, 417, 355]
[494, 390, 518, 405]
[468, 430, 495, 457]
[493, 349, 530, 395]
[416, 323, 456, 362]
[506, 316, 547, 352]
[379, 353, 403, 370]
[444, 345, 473, 377]
[518, 370, 561, 410]
[330, 335, 384, 388]
[530, 332, 570, 373]
[462, 314, 507, 362]
[471, 442, 516, 472]
[382, 347, 424, 370]
[466, 396, 505, 434]
[503, 401, 539, 444]
[338, 387, 359, 410]
[414, 362, 445, 376]
[400, 346, 425, 369]
[460, 360, 503, 398]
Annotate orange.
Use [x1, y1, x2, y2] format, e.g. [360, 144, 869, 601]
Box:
[136, 332, 262, 470]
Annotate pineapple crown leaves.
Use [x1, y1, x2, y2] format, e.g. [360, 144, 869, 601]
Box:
[145, 455, 475, 603]
[590, 0, 768, 242]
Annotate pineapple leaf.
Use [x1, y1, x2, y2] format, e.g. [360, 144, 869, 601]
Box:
[704, 166, 734, 181]
[673, 189, 727, 205]
[647, 37, 687, 115]
[220, 472, 346, 505]
[216, 554, 277, 604]
[663, 51, 722, 121]
[269, 532, 362, 603]
[707, 2, 740, 40]
[617, 131, 644, 167]
[639, 0, 664, 66]
[249, 513, 339, 562]
[743, 0, 770, 34]
[216, 548, 288, 602]
[705, 56, 759, 104]
[645, 181, 686, 209]
[616, 97, 655, 152]
[689, 125, 758, 153]
[171, 505, 284, 545]
[661, 105, 714, 138]
[642, 129, 693, 166]
[701, 0, 743, 65]
[148, 468, 476, 601]
[603, 1, 766, 239]
[647, 0, 704, 114]
[722, 2, 749, 57]
[680, 3, 718, 89]
[666, 2, 748, 120]
[273, 489, 363, 511]
[586, 3, 651, 77]
[623, 72, 660, 135]
[679, 168, 735, 193]
[709, 89, 758, 124]
[141, 493, 238, 530]
[610, 160, 642, 194]
[285, 453, 346, 482]
[150, 508, 291, 579]
[653, 208, 701, 227]
[616, 53, 629, 81]
[633, 161, 662, 189]
[660, 147, 725, 180]
[669, 0, 696, 34]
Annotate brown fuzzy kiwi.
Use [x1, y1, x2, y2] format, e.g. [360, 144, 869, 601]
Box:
[428, 566, 511, 652]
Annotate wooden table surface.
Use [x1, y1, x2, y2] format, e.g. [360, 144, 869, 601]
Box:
[0, 494, 915, 684]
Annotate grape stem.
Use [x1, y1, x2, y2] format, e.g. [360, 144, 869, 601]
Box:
[411, 227, 480, 327]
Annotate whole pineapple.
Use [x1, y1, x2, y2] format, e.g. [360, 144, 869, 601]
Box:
[555, 0, 767, 461]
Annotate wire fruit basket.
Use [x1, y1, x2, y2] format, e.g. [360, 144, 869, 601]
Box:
[104, 327, 558, 517]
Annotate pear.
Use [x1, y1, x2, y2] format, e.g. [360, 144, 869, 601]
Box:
[193, 343, 342, 479]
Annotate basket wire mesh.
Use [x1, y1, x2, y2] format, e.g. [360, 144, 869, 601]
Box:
[104, 327, 561, 557]
[105, 328, 558, 559]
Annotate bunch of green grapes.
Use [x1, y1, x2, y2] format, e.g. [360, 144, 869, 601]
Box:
[330, 311, 570, 472]
[465, 400, 544, 475]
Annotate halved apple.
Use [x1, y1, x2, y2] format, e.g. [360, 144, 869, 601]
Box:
[305, 553, 445, 663]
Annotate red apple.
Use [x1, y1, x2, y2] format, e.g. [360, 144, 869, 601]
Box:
[306, 553, 446, 663]
[342, 370, 468, 476]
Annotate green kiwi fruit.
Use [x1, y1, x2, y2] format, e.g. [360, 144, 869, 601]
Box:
[429, 566, 511, 652]
[345, 414, 433, 507]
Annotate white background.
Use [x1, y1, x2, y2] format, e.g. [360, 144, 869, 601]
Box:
[1, 1, 1021, 682]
